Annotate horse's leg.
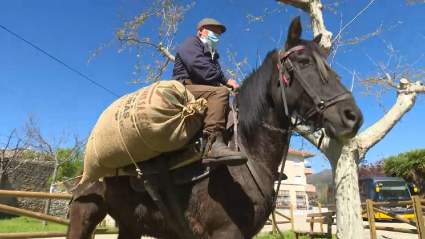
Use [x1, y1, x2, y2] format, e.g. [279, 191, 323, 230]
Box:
[66, 194, 107, 239]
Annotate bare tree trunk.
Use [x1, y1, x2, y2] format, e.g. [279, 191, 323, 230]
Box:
[328, 139, 364, 239]
[0, 152, 4, 190]
[42, 158, 58, 226]
[0, 173, 4, 190]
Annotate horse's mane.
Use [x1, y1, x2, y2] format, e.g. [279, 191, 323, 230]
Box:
[234, 49, 278, 138]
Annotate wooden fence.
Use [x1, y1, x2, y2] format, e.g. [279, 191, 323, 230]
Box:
[364, 195, 425, 239]
[0, 189, 118, 239]
[266, 195, 425, 239]
[316, 195, 425, 239]
[267, 204, 294, 234]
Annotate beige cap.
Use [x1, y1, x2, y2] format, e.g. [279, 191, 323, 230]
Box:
[197, 18, 226, 33]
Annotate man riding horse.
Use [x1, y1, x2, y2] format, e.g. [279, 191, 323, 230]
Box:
[171, 18, 248, 167]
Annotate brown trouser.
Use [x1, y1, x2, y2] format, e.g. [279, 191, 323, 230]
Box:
[185, 84, 230, 134]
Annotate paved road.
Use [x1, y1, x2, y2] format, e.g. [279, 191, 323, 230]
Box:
[48, 215, 418, 239]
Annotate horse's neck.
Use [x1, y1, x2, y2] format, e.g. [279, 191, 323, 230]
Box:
[237, 110, 289, 196]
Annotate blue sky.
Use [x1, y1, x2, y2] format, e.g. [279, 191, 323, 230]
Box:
[0, 0, 424, 173]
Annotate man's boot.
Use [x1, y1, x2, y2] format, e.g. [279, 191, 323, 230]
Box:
[202, 131, 248, 166]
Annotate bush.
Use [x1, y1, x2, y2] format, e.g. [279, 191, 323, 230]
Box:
[382, 148, 425, 195]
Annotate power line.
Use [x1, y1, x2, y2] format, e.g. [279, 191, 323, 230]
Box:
[0, 25, 121, 98]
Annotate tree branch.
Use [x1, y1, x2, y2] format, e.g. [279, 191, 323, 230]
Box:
[246, 4, 287, 22]
[385, 73, 399, 88]
[119, 38, 175, 61]
[293, 120, 331, 154]
[58, 136, 87, 167]
[1, 128, 32, 171]
[332, 0, 376, 43]
[278, 0, 333, 54]
[357, 79, 423, 159]
[329, 12, 343, 66]
[277, 0, 309, 11]
[411, 80, 425, 93]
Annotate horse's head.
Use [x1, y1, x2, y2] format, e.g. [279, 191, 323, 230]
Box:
[271, 16, 363, 141]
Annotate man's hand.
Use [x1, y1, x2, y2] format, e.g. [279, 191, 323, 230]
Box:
[226, 79, 240, 93]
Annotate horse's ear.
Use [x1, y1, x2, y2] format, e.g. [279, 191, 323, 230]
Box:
[286, 16, 302, 47]
[313, 33, 322, 44]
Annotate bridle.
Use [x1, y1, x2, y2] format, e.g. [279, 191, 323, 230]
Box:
[272, 44, 352, 199]
[276, 45, 352, 131]
[269, 44, 351, 237]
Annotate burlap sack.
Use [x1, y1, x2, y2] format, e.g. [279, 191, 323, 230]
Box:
[78, 80, 207, 187]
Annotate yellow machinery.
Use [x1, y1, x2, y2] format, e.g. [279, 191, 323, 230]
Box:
[327, 177, 417, 220]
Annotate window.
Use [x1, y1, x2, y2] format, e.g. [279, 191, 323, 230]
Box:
[295, 176, 302, 184]
[296, 191, 307, 209]
[276, 190, 290, 207]
[294, 157, 301, 167]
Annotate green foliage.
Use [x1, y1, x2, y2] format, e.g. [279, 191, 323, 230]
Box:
[58, 148, 84, 179]
[382, 148, 425, 178]
[382, 148, 425, 195]
[46, 147, 84, 184]
[317, 186, 328, 204]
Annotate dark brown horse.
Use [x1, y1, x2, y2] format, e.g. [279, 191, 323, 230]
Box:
[66, 16, 363, 239]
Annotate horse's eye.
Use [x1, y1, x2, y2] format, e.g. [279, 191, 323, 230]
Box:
[299, 59, 310, 66]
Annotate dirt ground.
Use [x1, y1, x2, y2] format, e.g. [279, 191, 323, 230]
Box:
[49, 215, 419, 239]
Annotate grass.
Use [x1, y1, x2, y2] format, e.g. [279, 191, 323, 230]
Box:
[0, 217, 67, 233]
[255, 231, 336, 239]
[0, 216, 114, 233]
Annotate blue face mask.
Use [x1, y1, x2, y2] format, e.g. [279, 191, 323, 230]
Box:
[201, 30, 220, 50]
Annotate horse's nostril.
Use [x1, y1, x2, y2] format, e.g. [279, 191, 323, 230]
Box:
[343, 109, 357, 127]
[344, 110, 356, 121]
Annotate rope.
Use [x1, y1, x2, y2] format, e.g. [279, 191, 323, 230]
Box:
[115, 94, 143, 179]
[54, 175, 83, 185]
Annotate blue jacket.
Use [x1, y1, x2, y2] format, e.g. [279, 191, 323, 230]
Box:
[171, 35, 229, 86]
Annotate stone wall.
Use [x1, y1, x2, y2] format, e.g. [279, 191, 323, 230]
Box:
[0, 160, 107, 221]
[49, 183, 73, 218]
[0, 160, 54, 218]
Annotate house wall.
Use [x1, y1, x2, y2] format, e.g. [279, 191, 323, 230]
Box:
[274, 154, 312, 209]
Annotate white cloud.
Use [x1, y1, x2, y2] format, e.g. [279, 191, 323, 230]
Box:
[305, 160, 310, 165]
